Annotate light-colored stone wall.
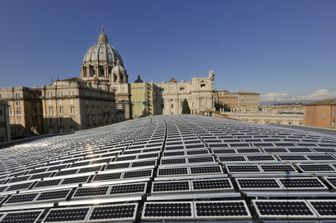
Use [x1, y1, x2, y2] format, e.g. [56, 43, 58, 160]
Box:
[41, 78, 116, 133]
[130, 82, 162, 118]
[224, 111, 303, 126]
[0, 87, 43, 138]
[157, 72, 215, 115]
[216, 91, 260, 112]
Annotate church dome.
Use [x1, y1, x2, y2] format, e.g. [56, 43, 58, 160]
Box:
[83, 30, 124, 67]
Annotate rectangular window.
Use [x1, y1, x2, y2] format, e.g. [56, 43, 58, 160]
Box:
[15, 108, 21, 114]
[0, 110, 3, 116]
[58, 106, 63, 114]
[15, 101, 20, 106]
[48, 107, 53, 114]
[70, 106, 75, 114]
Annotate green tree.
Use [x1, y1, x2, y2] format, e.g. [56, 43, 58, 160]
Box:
[181, 99, 191, 114]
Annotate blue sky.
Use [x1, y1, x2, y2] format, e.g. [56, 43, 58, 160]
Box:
[0, 0, 335, 99]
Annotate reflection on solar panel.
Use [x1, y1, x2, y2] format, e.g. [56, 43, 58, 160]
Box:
[0, 115, 335, 222]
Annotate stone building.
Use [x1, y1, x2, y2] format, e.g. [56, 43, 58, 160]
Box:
[130, 75, 162, 118]
[304, 99, 336, 129]
[157, 71, 215, 115]
[224, 111, 303, 126]
[0, 102, 11, 142]
[216, 90, 260, 112]
[80, 30, 131, 119]
[0, 87, 43, 138]
[41, 78, 116, 133]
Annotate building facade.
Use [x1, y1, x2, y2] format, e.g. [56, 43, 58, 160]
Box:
[216, 90, 260, 112]
[224, 111, 304, 126]
[157, 71, 215, 115]
[0, 102, 11, 142]
[0, 87, 43, 138]
[80, 30, 131, 120]
[41, 78, 117, 133]
[304, 99, 336, 129]
[130, 75, 162, 118]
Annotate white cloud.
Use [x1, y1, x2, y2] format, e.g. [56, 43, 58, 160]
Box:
[261, 89, 336, 102]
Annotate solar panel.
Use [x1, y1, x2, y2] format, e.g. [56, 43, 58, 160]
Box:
[5, 193, 38, 204]
[298, 164, 335, 172]
[1, 210, 44, 223]
[187, 156, 215, 164]
[88, 203, 137, 222]
[226, 165, 261, 173]
[194, 201, 251, 219]
[260, 164, 296, 172]
[279, 177, 327, 190]
[7, 182, 33, 191]
[43, 207, 90, 222]
[36, 189, 71, 201]
[190, 165, 222, 175]
[123, 169, 152, 178]
[308, 200, 336, 218]
[253, 200, 316, 219]
[192, 178, 232, 191]
[131, 160, 156, 167]
[93, 172, 122, 182]
[158, 167, 188, 176]
[110, 182, 146, 195]
[142, 202, 194, 220]
[161, 158, 186, 165]
[34, 179, 62, 188]
[237, 178, 281, 190]
[73, 186, 109, 198]
[61, 175, 90, 185]
[78, 165, 102, 173]
[152, 181, 190, 193]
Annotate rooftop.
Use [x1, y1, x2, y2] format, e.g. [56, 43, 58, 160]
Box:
[0, 115, 335, 222]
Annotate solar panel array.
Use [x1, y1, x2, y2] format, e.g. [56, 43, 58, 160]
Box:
[0, 115, 335, 222]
